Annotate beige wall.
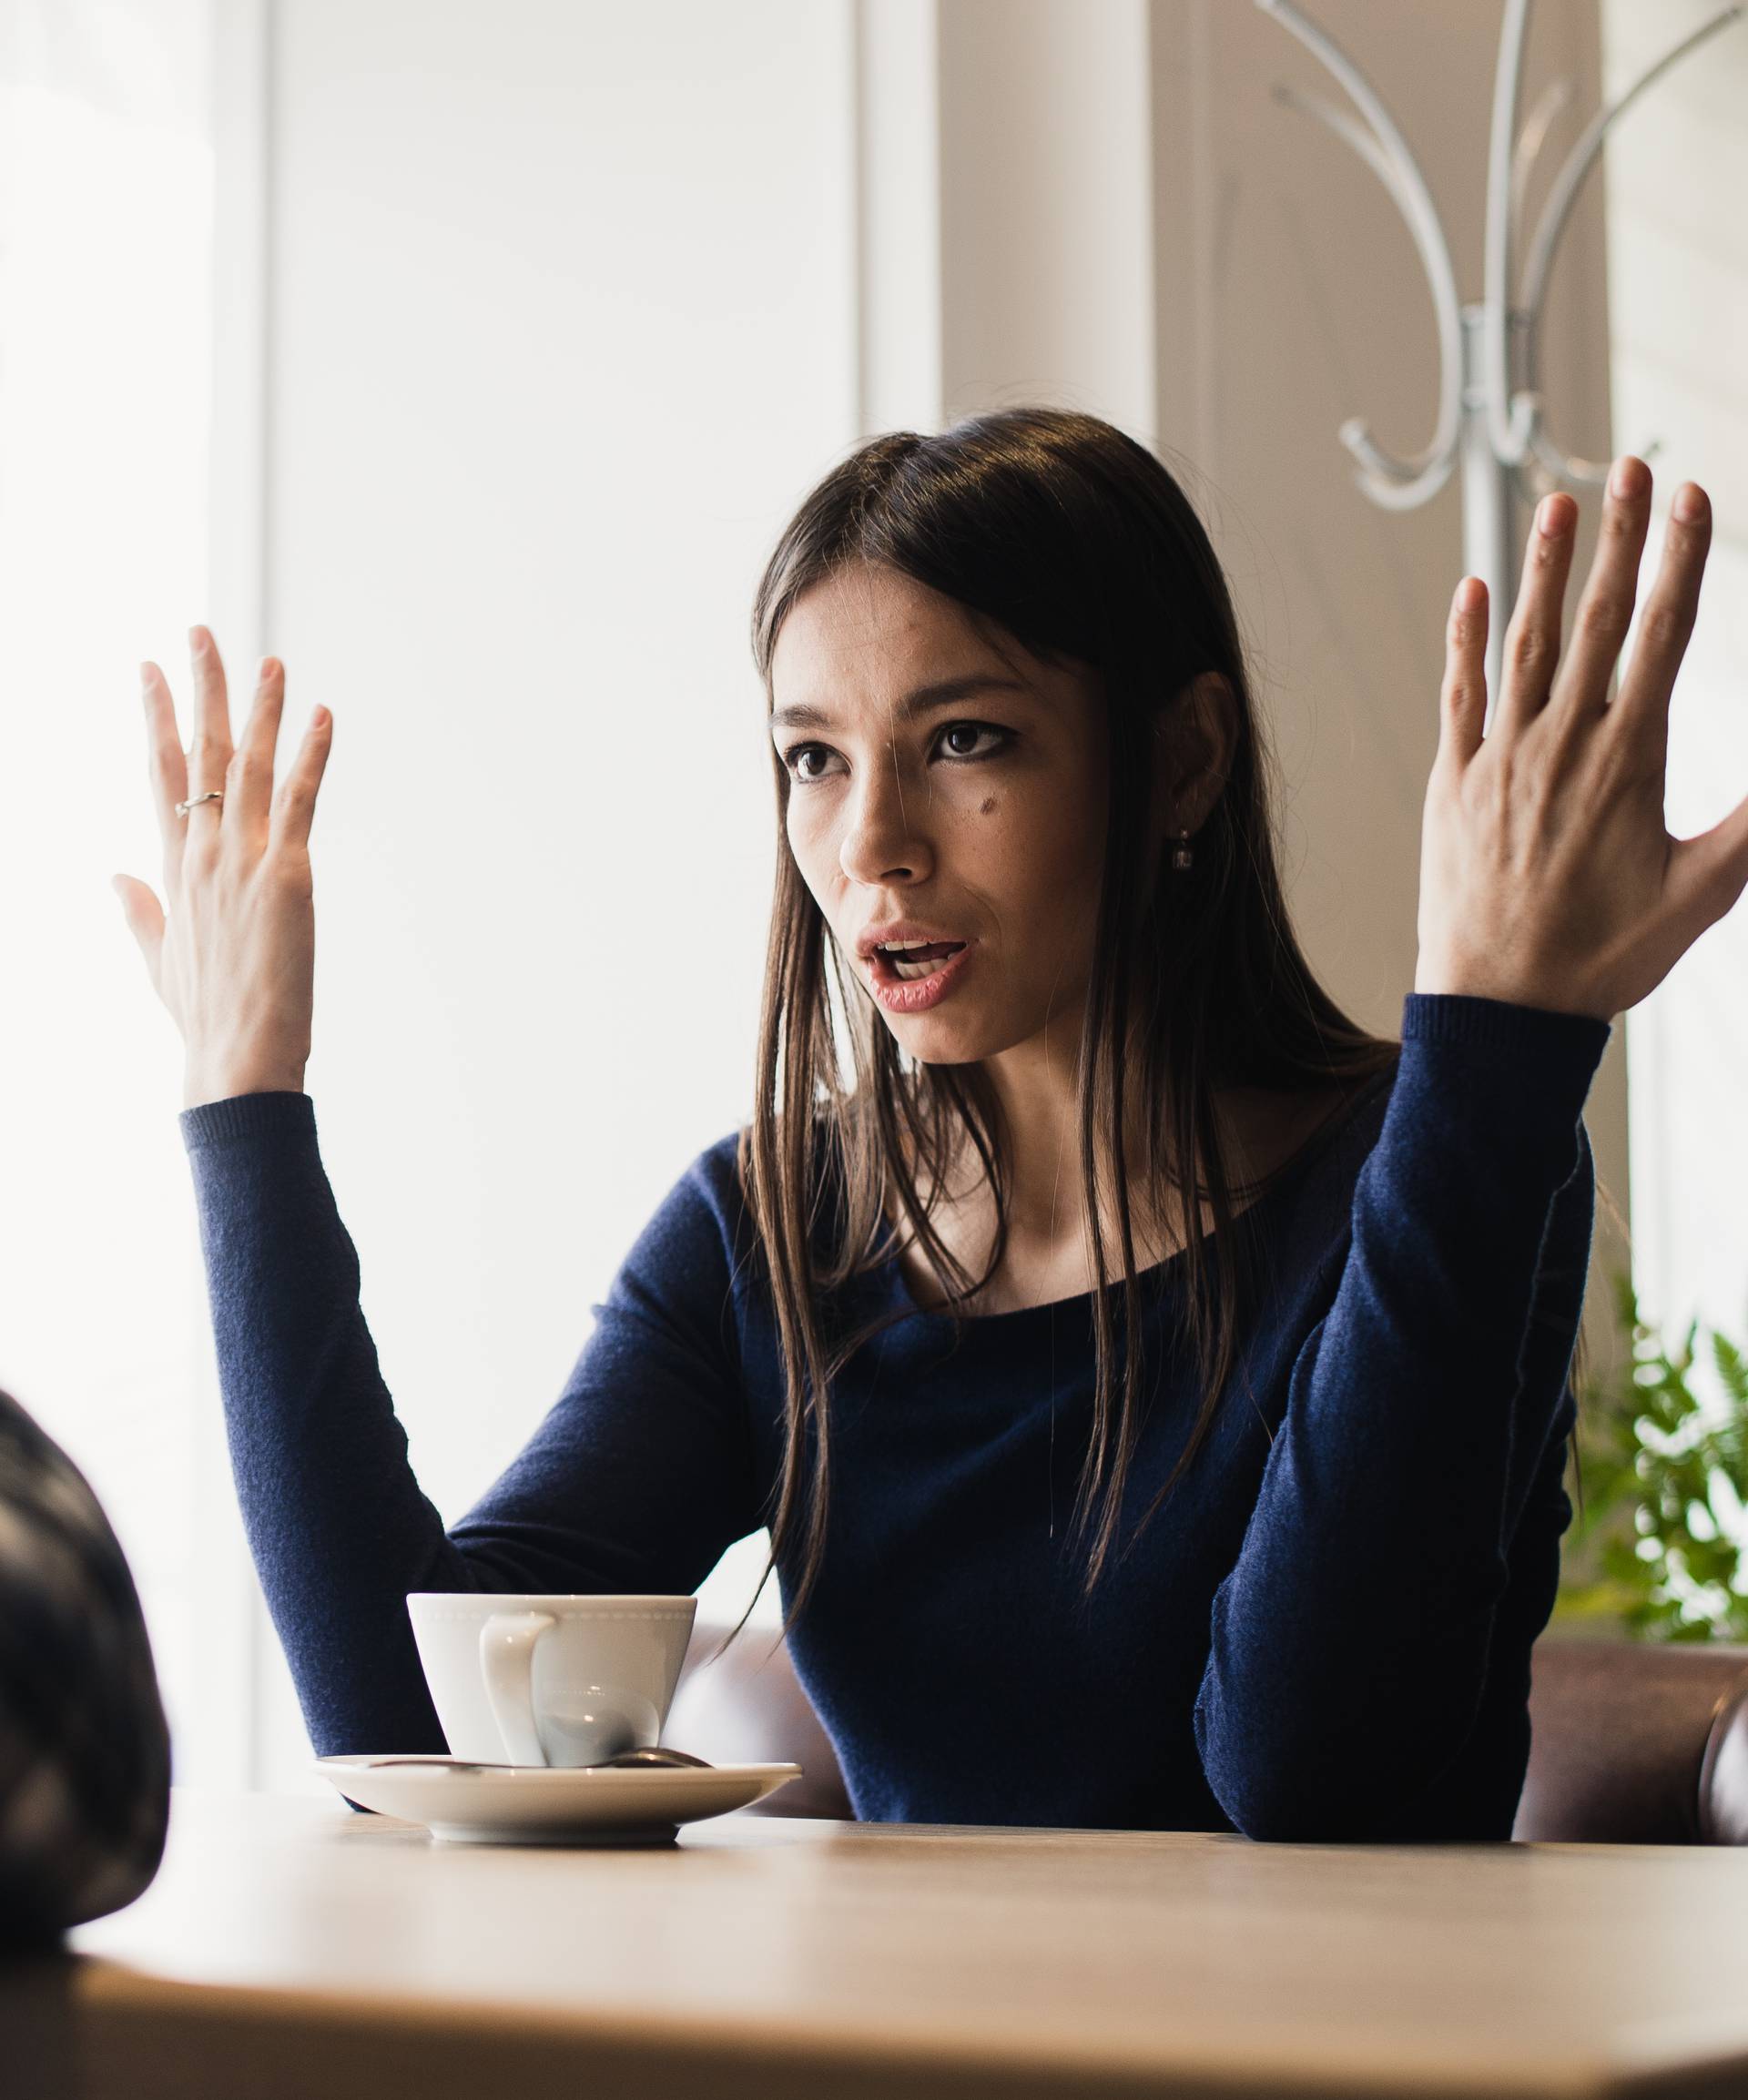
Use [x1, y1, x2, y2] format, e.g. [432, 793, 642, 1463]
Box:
[1149, 0, 1630, 1369]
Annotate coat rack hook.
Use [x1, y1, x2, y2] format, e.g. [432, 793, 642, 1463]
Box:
[1257, 0, 1745, 712]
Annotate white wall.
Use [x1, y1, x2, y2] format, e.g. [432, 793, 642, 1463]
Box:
[0, 0, 252, 1787]
[1601, 0, 1748, 1364]
[239, 0, 858, 1783]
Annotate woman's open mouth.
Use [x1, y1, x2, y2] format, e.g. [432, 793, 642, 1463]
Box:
[868, 939, 973, 1015]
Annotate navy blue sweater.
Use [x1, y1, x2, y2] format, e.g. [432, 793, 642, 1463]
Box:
[180, 992, 1609, 1840]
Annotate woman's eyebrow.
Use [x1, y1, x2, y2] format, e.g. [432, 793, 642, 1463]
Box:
[769, 673, 1030, 732]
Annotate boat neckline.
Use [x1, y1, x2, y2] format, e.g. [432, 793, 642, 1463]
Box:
[882, 1060, 1397, 1324]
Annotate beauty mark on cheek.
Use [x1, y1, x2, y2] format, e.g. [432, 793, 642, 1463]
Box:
[980, 796, 997, 817]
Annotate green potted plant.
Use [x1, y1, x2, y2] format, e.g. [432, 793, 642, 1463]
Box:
[1557, 1271, 1748, 1640]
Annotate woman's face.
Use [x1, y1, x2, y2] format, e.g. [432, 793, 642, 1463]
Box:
[769, 561, 1108, 1065]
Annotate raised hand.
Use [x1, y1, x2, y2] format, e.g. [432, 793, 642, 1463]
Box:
[1416, 455, 1748, 1023]
[112, 627, 333, 1110]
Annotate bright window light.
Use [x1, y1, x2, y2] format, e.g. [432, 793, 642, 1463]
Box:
[0, 1, 240, 1783]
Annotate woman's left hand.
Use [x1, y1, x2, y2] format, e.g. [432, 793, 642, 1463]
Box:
[1415, 453, 1748, 1023]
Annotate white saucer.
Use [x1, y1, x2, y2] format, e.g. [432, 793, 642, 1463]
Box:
[312, 1753, 803, 1845]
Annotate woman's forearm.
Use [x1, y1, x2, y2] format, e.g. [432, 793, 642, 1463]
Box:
[180, 1098, 762, 1760]
[1193, 991, 1609, 1841]
[181, 1091, 479, 1755]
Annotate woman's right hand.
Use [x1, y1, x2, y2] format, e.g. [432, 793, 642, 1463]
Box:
[112, 626, 333, 1111]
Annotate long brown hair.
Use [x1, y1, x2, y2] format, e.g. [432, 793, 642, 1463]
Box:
[718, 407, 1412, 1656]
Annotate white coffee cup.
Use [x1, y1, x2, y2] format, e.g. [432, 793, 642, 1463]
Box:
[406, 1593, 697, 1769]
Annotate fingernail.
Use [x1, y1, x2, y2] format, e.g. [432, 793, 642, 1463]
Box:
[1538, 495, 1570, 536]
[1673, 483, 1707, 524]
[188, 625, 208, 654]
[1610, 458, 1641, 500]
[138, 662, 154, 692]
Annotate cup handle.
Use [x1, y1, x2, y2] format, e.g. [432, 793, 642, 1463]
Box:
[479, 1611, 555, 1767]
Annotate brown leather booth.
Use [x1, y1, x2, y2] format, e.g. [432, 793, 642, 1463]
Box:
[1515, 1636, 1748, 1844]
[666, 1619, 1748, 1842]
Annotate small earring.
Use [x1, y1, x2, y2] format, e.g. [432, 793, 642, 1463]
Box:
[1171, 827, 1194, 872]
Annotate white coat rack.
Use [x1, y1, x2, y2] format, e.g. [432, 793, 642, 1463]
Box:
[1255, 0, 1744, 725]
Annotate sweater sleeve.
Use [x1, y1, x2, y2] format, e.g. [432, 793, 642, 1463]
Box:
[0, 1387, 171, 1941]
[1192, 991, 1609, 1841]
[179, 1094, 762, 1758]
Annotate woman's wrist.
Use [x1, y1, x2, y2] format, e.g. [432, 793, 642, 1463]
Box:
[182, 1063, 308, 1111]
[1411, 955, 1612, 1023]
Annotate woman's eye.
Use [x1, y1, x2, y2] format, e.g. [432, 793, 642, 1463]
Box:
[779, 721, 1011, 785]
[783, 744, 836, 783]
[938, 720, 1008, 760]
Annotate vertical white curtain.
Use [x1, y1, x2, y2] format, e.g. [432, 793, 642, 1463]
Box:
[0, 0, 246, 1784]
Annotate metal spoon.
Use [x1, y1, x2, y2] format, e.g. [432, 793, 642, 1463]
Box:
[593, 1746, 713, 1770]
[364, 1746, 714, 1774]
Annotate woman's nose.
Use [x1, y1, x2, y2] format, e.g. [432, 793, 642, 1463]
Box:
[837, 761, 935, 888]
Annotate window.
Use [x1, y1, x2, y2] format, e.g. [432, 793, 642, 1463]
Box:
[0, 0, 253, 1783]
[1603, 0, 1748, 1395]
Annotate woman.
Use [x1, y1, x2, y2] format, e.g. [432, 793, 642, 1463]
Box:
[113, 411, 1744, 1840]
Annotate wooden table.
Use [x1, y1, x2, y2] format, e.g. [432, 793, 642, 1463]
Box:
[9, 1789, 1748, 2099]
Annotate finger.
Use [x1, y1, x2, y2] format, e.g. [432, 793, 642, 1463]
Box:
[1438, 576, 1489, 766]
[186, 625, 234, 837]
[223, 655, 287, 846]
[1491, 490, 1578, 741]
[110, 874, 166, 987]
[141, 662, 190, 892]
[267, 705, 334, 857]
[1609, 482, 1711, 777]
[1547, 455, 1652, 736]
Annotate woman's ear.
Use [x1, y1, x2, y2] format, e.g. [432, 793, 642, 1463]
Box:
[1153, 671, 1236, 838]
